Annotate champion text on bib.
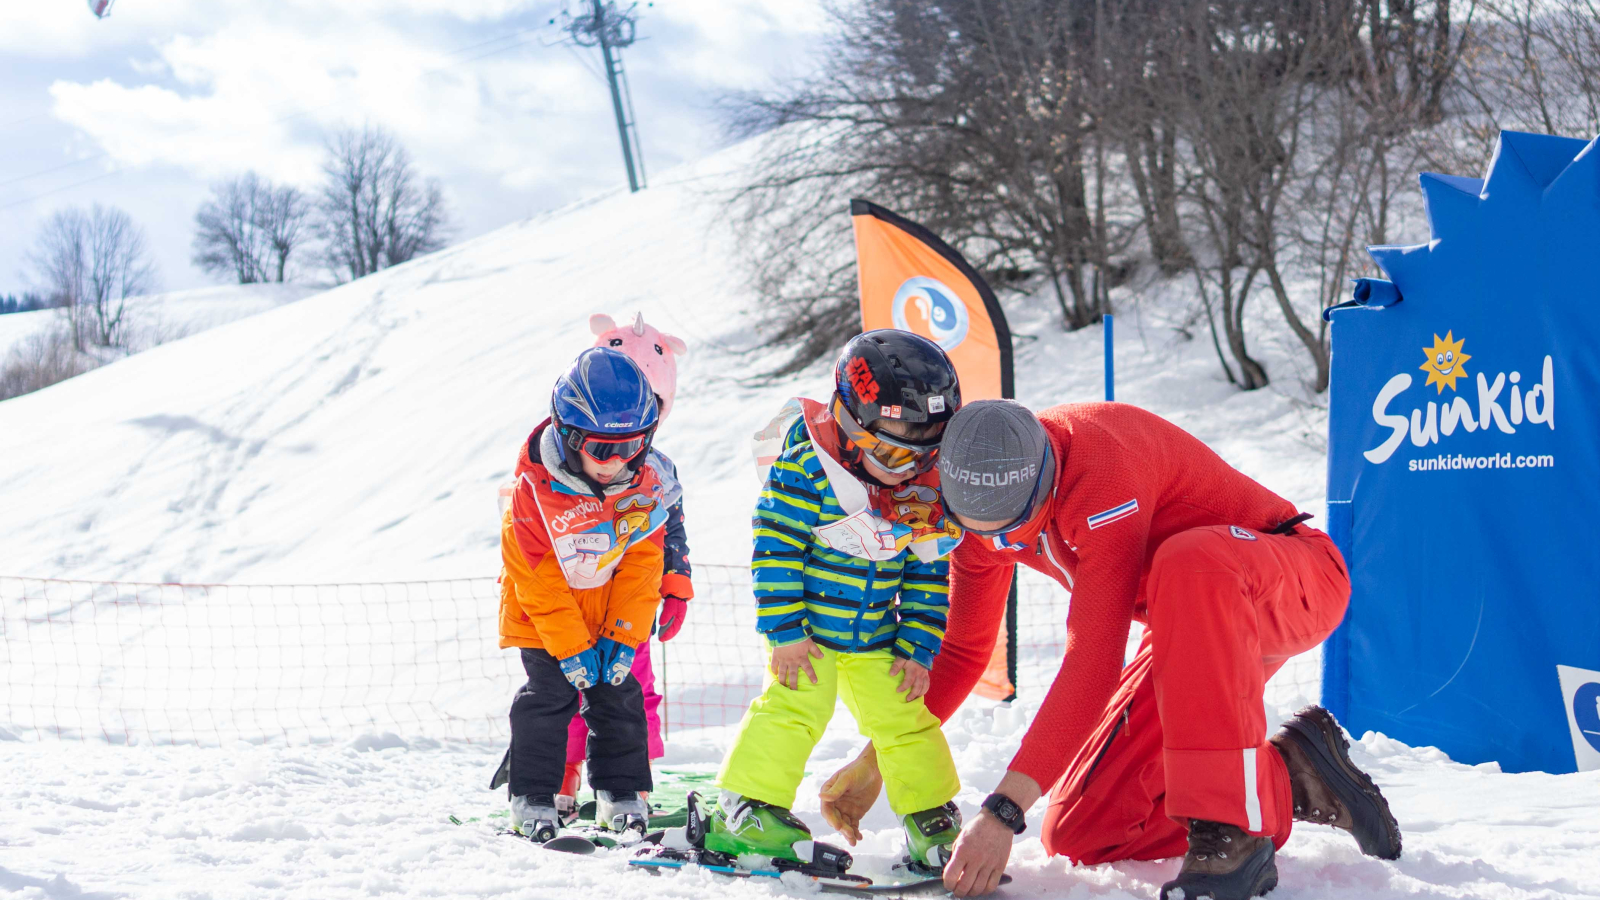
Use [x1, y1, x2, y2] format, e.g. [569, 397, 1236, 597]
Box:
[529, 474, 669, 590]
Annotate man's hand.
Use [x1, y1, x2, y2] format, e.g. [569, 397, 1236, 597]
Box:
[943, 809, 1015, 897]
[819, 744, 882, 845]
[944, 771, 1041, 897]
[770, 637, 824, 690]
[889, 656, 930, 702]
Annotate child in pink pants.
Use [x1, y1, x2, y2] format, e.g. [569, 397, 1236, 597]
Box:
[560, 312, 694, 805]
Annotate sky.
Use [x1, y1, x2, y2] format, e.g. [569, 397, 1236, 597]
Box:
[0, 0, 829, 295]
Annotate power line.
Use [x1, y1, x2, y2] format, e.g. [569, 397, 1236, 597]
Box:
[558, 1, 649, 192]
[559, 39, 611, 87]
[0, 157, 106, 190]
[0, 112, 52, 131]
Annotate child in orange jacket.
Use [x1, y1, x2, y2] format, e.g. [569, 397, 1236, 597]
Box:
[496, 348, 670, 841]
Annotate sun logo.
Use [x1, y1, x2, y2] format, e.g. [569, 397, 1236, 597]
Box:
[1419, 331, 1471, 393]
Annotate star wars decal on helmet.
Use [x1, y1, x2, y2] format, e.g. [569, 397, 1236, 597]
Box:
[846, 356, 880, 404]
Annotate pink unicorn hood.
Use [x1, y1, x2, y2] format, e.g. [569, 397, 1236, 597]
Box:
[590, 312, 689, 424]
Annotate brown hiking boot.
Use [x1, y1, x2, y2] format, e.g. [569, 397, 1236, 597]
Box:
[1159, 819, 1278, 900]
[1270, 706, 1402, 860]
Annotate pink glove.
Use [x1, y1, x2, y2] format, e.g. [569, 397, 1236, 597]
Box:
[658, 596, 689, 642]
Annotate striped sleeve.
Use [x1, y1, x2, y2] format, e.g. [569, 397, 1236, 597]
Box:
[751, 444, 822, 646]
[893, 551, 950, 669]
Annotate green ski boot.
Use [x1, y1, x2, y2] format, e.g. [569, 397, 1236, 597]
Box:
[700, 791, 853, 874]
[902, 802, 962, 874]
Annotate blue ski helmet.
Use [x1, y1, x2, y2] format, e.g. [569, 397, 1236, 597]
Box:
[551, 348, 659, 487]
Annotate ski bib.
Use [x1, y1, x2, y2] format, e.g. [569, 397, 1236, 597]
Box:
[524, 469, 670, 590]
[752, 398, 962, 564]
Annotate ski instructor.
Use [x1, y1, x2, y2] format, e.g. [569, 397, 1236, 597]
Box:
[818, 399, 1403, 900]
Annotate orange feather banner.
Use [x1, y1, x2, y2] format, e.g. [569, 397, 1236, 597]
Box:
[850, 199, 1018, 701]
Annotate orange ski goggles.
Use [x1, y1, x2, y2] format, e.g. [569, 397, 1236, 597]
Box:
[831, 395, 943, 474]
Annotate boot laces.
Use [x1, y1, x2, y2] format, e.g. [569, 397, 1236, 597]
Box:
[1187, 820, 1238, 861]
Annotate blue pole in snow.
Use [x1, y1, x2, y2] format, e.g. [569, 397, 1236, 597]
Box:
[1103, 314, 1115, 402]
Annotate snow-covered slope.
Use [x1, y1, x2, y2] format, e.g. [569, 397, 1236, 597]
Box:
[0, 283, 318, 364]
[0, 307, 58, 356]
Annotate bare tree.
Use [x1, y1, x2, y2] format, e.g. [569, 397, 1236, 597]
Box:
[1166, 0, 1337, 390]
[1452, 0, 1600, 147]
[1275, 0, 1468, 391]
[26, 204, 158, 350]
[1166, 0, 1452, 393]
[725, 0, 1506, 392]
[0, 325, 93, 401]
[727, 0, 1146, 375]
[1101, 0, 1194, 276]
[315, 125, 451, 282]
[262, 182, 310, 283]
[193, 172, 310, 284]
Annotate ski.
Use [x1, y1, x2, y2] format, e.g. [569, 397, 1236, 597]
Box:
[628, 847, 874, 895]
[627, 848, 1012, 897]
[448, 805, 687, 831]
[449, 809, 662, 849]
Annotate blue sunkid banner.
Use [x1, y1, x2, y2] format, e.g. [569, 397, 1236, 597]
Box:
[1322, 130, 1600, 774]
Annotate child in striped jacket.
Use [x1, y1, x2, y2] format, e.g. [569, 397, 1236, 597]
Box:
[702, 331, 967, 874]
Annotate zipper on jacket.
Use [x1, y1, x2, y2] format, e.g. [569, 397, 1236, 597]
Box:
[1038, 530, 1075, 589]
[851, 560, 877, 650]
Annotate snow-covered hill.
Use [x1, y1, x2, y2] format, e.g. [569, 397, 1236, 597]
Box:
[4, 142, 1595, 900]
[0, 283, 318, 365]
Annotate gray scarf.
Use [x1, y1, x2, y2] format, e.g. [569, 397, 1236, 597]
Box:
[540, 426, 635, 497]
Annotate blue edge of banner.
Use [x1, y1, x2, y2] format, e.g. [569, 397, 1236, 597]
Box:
[1321, 499, 1353, 721]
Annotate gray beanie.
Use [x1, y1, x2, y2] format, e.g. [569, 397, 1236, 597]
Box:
[938, 400, 1049, 523]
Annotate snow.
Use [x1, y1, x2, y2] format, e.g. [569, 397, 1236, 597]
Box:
[4, 713, 1597, 899]
[0, 140, 1593, 898]
[0, 283, 319, 366]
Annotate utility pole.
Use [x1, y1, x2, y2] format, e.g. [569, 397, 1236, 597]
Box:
[566, 1, 647, 192]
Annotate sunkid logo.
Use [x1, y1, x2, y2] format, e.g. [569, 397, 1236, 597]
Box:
[1365, 330, 1554, 464]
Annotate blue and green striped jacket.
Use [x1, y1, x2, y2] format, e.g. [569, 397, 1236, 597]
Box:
[751, 420, 950, 669]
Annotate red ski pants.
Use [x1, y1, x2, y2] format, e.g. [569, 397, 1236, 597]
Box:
[1041, 525, 1349, 864]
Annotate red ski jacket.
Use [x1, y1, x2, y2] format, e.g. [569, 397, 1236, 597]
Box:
[922, 402, 1302, 790]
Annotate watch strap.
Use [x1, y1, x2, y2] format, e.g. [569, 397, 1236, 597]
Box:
[981, 792, 1027, 835]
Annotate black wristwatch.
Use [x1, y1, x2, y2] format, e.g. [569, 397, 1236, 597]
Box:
[981, 792, 1027, 834]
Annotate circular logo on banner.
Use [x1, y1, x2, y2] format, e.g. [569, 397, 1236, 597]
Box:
[892, 277, 969, 351]
[1574, 682, 1600, 753]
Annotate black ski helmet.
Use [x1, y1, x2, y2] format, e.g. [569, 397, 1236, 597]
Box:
[834, 329, 961, 441]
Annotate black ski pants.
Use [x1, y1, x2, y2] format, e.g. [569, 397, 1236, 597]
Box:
[507, 647, 652, 798]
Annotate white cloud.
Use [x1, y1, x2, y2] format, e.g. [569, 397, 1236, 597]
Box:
[3, 0, 827, 290]
[45, 8, 660, 189]
[0, 1, 551, 58]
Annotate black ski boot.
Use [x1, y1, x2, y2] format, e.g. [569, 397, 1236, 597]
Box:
[1160, 819, 1277, 900]
[1270, 706, 1402, 860]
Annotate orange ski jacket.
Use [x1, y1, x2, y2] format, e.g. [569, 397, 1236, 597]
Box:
[498, 420, 668, 660]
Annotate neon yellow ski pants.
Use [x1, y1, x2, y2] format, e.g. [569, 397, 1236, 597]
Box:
[717, 646, 960, 815]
